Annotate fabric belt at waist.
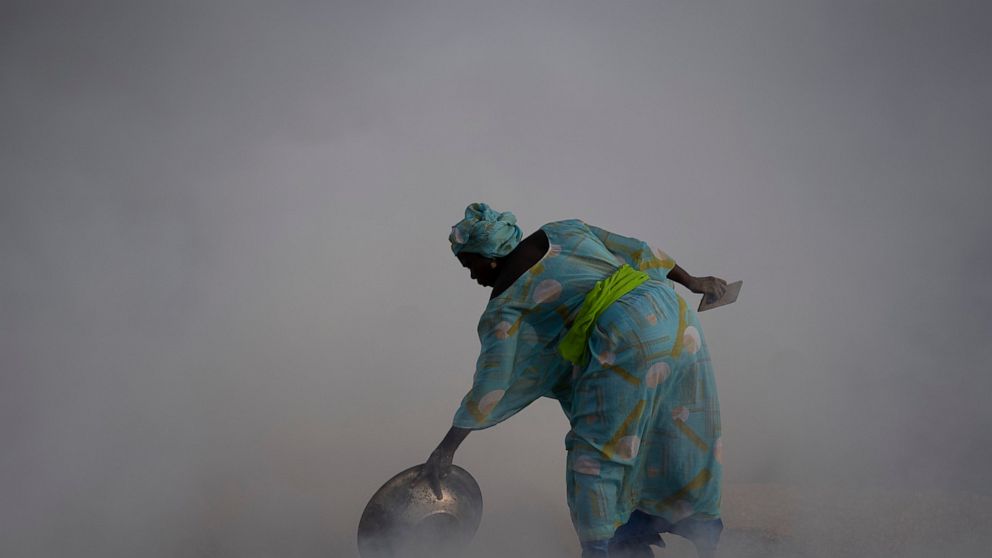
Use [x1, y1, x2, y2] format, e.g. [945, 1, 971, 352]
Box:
[558, 264, 649, 366]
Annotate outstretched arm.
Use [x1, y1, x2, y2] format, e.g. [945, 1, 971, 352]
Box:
[584, 222, 726, 298]
[417, 426, 471, 499]
[583, 222, 676, 282]
[667, 264, 728, 300]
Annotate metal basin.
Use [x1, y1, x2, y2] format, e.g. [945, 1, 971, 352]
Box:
[357, 464, 483, 558]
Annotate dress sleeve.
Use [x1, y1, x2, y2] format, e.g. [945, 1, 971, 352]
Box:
[452, 305, 554, 430]
[582, 222, 677, 283]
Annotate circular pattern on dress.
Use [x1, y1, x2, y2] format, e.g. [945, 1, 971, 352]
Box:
[646, 362, 671, 388]
[477, 390, 505, 415]
[572, 455, 601, 475]
[652, 247, 672, 263]
[533, 279, 562, 303]
[596, 351, 616, 366]
[451, 226, 466, 244]
[682, 326, 701, 354]
[672, 406, 689, 422]
[547, 244, 562, 258]
[616, 436, 641, 460]
[493, 321, 513, 340]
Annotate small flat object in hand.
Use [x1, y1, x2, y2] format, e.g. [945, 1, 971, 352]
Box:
[697, 280, 742, 312]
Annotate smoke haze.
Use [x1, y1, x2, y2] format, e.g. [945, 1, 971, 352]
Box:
[3, 1, 990, 556]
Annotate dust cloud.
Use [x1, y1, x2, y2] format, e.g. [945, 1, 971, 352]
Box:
[3, 1, 990, 557]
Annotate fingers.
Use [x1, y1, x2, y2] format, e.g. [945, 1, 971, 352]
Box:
[707, 277, 727, 298]
[429, 474, 443, 499]
[416, 463, 444, 499]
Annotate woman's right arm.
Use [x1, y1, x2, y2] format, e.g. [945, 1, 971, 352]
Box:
[584, 222, 727, 299]
[583, 222, 676, 280]
[417, 426, 471, 498]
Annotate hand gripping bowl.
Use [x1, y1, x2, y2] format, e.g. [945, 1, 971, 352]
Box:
[357, 464, 483, 558]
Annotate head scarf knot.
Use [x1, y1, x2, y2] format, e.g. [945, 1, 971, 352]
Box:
[449, 203, 522, 258]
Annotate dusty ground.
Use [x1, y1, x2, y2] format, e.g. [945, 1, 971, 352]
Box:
[352, 480, 992, 558]
[674, 483, 992, 558]
[457, 482, 992, 558]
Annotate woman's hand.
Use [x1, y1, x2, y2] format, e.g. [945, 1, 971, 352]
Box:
[668, 265, 727, 301]
[416, 446, 454, 499]
[688, 276, 728, 301]
[414, 426, 470, 499]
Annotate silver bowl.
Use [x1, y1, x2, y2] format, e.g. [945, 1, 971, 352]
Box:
[357, 464, 484, 558]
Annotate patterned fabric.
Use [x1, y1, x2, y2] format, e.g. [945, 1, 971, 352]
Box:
[449, 202, 523, 258]
[452, 220, 722, 543]
[558, 264, 649, 366]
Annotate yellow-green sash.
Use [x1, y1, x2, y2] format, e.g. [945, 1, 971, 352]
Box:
[558, 264, 649, 366]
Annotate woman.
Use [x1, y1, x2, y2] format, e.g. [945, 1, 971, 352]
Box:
[419, 203, 728, 558]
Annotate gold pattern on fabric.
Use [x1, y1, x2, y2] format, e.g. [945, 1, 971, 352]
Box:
[506, 306, 538, 337]
[639, 256, 676, 271]
[658, 468, 712, 509]
[517, 273, 537, 303]
[675, 420, 710, 452]
[605, 363, 640, 385]
[603, 400, 646, 459]
[466, 400, 486, 423]
[671, 296, 687, 358]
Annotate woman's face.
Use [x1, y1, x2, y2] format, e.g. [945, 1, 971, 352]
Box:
[457, 252, 499, 287]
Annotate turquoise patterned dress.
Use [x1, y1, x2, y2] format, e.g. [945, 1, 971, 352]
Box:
[452, 219, 722, 543]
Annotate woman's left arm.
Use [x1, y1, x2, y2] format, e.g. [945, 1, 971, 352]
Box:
[668, 264, 728, 299]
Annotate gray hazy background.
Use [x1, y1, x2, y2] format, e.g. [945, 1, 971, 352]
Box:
[3, 1, 991, 557]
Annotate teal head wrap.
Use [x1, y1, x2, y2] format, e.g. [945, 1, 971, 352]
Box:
[449, 203, 522, 258]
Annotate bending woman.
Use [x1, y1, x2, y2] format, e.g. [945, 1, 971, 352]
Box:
[419, 203, 728, 558]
